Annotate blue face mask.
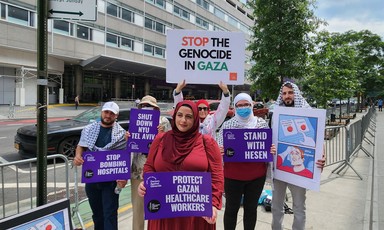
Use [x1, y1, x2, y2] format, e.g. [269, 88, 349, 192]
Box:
[236, 107, 252, 118]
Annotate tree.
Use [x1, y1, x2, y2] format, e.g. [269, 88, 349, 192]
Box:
[302, 30, 384, 111]
[247, 0, 321, 99]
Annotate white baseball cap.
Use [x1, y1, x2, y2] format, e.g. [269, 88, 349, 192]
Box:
[102, 102, 119, 114]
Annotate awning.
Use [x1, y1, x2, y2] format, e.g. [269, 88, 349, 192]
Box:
[80, 55, 166, 79]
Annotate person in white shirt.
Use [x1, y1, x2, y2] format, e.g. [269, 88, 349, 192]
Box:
[173, 80, 231, 139]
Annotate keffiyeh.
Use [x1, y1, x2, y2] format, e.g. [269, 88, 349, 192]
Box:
[78, 121, 126, 151]
[275, 81, 311, 108]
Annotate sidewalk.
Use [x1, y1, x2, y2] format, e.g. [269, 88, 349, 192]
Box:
[1, 105, 381, 229]
[0, 104, 96, 120]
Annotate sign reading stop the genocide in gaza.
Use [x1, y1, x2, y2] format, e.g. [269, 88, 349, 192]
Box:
[48, 0, 97, 21]
[166, 29, 245, 85]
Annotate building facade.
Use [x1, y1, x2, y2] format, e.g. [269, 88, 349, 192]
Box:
[0, 0, 255, 105]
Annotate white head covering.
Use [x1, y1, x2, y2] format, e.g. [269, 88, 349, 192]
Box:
[233, 92, 253, 107]
[275, 81, 311, 108]
[232, 93, 259, 128]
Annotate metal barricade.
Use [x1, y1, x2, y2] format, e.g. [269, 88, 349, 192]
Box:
[324, 126, 346, 167]
[328, 107, 376, 179]
[0, 154, 70, 219]
[8, 102, 15, 118]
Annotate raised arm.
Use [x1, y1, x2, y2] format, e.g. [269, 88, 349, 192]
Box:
[204, 81, 231, 136]
[173, 79, 186, 108]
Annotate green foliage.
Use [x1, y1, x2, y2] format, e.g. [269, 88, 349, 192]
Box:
[302, 30, 384, 108]
[247, 0, 321, 100]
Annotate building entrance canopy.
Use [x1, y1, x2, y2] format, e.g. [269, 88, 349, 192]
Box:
[80, 55, 166, 79]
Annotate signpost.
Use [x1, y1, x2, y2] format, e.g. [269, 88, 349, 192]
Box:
[48, 0, 97, 21]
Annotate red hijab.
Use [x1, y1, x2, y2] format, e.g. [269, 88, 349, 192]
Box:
[162, 100, 201, 165]
[196, 99, 210, 122]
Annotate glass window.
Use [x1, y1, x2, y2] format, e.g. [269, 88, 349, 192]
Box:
[77, 24, 90, 40]
[228, 15, 238, 27]
[8, 5, 28, 26]
[155, 0, 165, 8]
[121, 37, 133, 50]
[1, 3, 6, 20]
[196, 17, 208, 29]
[214, 8, 225, 20]
[122, 8, 133, 22]
[181, 9, 189, 20]
[29, 12, 35, 27]
[174, 5, 189, 20]
[144, 44, 153, 55]
[145, 17, 153, 30]
[155, 21, 165, 33]
[154, 47, 164, 58]
[196, 0, 209, 10]
[107, 3, 118, 17]
[53, 20, 71, 35]
[106, 33, 118, 46]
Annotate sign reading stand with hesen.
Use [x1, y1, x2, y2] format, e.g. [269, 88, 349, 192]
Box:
[144, 172, 212, 220]
[223, 128, 273, 162]
[81, 150, 130, 183]
[127, 108, 160, 153]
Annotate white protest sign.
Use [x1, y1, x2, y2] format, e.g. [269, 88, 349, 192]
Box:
[166, 29, 245, 85]
[272, 106, 326, 191]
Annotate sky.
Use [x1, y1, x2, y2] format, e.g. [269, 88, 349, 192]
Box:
[313, 0, 384, 39]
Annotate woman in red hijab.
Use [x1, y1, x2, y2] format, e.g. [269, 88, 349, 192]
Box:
[138, 100, 224, 230]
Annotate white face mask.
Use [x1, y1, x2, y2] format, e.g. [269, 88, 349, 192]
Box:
[142, 107, 154, 110]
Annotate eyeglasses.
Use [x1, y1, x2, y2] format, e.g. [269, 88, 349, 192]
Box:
[235, 103, 251, 108]
[141, 104, 154, 108]
[198, 107, 208, 111]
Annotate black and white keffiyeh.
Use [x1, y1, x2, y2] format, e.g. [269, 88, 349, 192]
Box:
[217, 93, 269, 146]
[275, 81, 311, 108]
[78, 121, 126, 151]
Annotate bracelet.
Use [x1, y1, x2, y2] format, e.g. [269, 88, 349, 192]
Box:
[175, 91, 181, 96]
[223, 92, 230, 97]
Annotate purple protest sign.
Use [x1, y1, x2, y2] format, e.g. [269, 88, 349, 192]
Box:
[223, 128, 273, 162]
[81, 150, 130, 183]
[144, 172, 212, 220]
[127, 108, 160, 153]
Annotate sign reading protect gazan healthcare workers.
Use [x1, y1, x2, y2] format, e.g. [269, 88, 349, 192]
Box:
[223, 129, 273, 162]
[144, 172, 212, 220]
[166, 29, 245, 85]
[127, 108, 160, 153]
[81, 150, 130, 183]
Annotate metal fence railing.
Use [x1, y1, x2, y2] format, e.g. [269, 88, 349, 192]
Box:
[326, 107, 376, 179]
[0, 154, 70, 219]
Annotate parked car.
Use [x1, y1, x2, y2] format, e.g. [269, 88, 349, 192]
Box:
[14, 106, 131, 159]
[207, 100, 235, 119]
[253, 102, 269, 119]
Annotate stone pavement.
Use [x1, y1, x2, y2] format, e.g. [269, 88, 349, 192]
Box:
[1, 104, 381, 230]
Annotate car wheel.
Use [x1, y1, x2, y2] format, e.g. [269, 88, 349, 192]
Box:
[58, 136, 79, 159]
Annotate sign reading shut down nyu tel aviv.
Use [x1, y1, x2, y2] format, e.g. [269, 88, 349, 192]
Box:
[166, 29, 245, 85]
[144, 172, 212, 220]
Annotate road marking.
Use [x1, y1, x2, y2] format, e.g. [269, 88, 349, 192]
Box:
[0, 156, 9, 163]
[0, 137, 6, 139]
